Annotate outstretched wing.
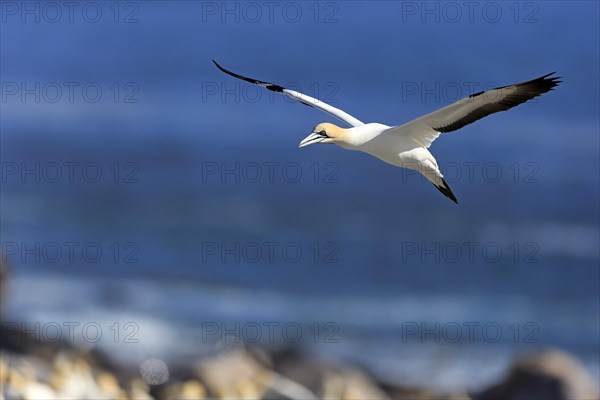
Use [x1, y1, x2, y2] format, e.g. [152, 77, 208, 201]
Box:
[213, 60, 364, 127]
[386, 72, 561, 148]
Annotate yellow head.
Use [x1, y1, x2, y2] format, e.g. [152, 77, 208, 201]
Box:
[299, 123, 348, 148]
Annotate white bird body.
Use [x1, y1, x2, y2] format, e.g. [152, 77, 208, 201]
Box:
[328, 123, 444, 188]
[214, 60, 561, 203]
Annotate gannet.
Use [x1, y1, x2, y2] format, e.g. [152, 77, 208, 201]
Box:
[213, 60, 560, 203]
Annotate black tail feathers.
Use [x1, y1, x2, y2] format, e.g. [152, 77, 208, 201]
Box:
[433, 178, 458, 204]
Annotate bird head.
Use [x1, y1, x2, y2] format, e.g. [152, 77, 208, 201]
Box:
[299, 123, 347, 148]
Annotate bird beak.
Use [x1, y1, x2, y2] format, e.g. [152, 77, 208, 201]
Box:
[299, 132, 326, 148]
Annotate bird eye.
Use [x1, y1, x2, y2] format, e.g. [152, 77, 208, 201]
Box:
[318, 130, 328, 137]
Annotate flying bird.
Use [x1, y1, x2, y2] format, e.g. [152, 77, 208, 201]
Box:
[213, 60, 560, 203]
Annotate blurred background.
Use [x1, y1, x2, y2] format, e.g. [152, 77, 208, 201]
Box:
[1, 0, 599, 397]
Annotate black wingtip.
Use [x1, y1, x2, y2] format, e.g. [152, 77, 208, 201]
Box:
[212, 59, 228, 74]
[212, 60, 285, 93]
[540, 71, 557, 79]
[434, 178, 459, 204]
[469, 72, 562, 99]
[537, 72, 562, 88]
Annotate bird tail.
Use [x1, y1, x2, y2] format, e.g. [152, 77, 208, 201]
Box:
[433, 178, 458, 204]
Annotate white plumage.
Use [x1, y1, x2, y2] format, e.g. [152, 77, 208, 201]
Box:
[214, 61, 560, 203]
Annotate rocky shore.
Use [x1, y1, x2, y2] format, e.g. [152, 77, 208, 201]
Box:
[2, 334, 599, 400]
[1, 264, 598, 400]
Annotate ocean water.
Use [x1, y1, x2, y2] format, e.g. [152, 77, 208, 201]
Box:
[1, 1, 599, 392]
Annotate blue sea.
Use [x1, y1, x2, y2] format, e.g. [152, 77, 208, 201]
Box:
[1, 1, 598, 391]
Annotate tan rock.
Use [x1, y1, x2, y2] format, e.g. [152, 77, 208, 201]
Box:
[477, 349, 600, 400]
